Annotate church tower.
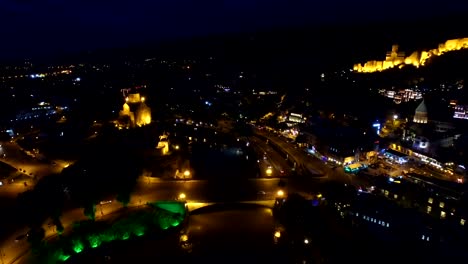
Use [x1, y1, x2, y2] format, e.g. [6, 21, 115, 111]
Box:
[413, 100, 428, 124]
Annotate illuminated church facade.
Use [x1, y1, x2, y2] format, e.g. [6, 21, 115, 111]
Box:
[118, 93, 151, 128]
[413, 100, 428, 124]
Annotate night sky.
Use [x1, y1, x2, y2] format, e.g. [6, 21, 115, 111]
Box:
[2, 0, 468, 60]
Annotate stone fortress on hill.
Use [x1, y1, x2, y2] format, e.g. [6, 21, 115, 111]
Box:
[354, 38, 468, 73]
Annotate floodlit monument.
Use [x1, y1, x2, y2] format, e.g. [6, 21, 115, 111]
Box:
[156, 133, 170, 155]
[413, 100, 428, 124]
[119, 93, 151, 128]
[354, 38, 468, 73]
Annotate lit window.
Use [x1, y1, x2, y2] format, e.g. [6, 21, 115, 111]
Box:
[428, 197, 433, 204]
[394, 194, 398, 199]
[427, 206, 432, 213]
[440, 211, 446, 219]
[461, 219, 466, 226]
[439, 202, 445, 208]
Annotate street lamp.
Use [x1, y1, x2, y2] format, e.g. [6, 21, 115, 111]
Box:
[180, 234, 189, 242]
[266, 168, 273, 176]
[274, 231, 281, 238]
[276, 190, 284, 198]
[183, 170, 190, 178]
[178, 193, 186, 201]
[273, 229, 282, 244]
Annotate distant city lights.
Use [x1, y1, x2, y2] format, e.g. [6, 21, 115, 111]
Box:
[372, 122, 381, 135]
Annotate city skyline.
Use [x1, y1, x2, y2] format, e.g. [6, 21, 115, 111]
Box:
[1, 2, 468, 263]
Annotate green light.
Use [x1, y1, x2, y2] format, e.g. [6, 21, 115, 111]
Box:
[152, 201, 186, 215]
[72, 239, 84, 253]
[88, 234, 101, 248]
[171, 219, 182, 227]
[58, 254, 70, 262]
[56, 249, 71, 262]
[134, 226, 145, 236]
[100, 233, 116, 243]
[44, 203, 188, 263]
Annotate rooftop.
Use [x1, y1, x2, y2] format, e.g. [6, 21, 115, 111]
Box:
[415, 100, 427, 113]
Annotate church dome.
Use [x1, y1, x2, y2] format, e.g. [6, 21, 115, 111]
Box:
[413, 100, 428, 124]
[415, 100, 427, 113]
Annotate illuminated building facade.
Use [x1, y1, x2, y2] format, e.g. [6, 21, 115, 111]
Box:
[354, 38, 468, 73]
[454, 105, 468, 120]
[156, 133, 169, 155]
[288, 113, 305, 123]
[413, 100, 428, 124]
[119, 93, 151, 128]
[380, 89, 423, 104]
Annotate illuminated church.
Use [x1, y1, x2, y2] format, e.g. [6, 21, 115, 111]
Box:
[119, 93, 151, 128]
[413, 100, 428, 124]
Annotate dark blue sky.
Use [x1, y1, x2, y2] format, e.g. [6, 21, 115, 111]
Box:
[2, 0, 468, 59]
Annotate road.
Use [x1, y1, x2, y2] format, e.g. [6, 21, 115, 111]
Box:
[254, 130, 368, 186]
[0, 142, 63, 179]
[248, 136, 292, 178]
[0, 141, 66, 202]
[255, 132, 324, 176]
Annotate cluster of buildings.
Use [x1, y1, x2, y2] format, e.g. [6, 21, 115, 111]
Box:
[453, 104, 468, 120]
[327, 162, 468, 256]
[279, 116, 376, 167]
[14, 102, 63, 122]
[402, 100, 461, 163]
[379, 88, 423, 104]
[117, 93, 151, 128]
[271, 98, 465, 183]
